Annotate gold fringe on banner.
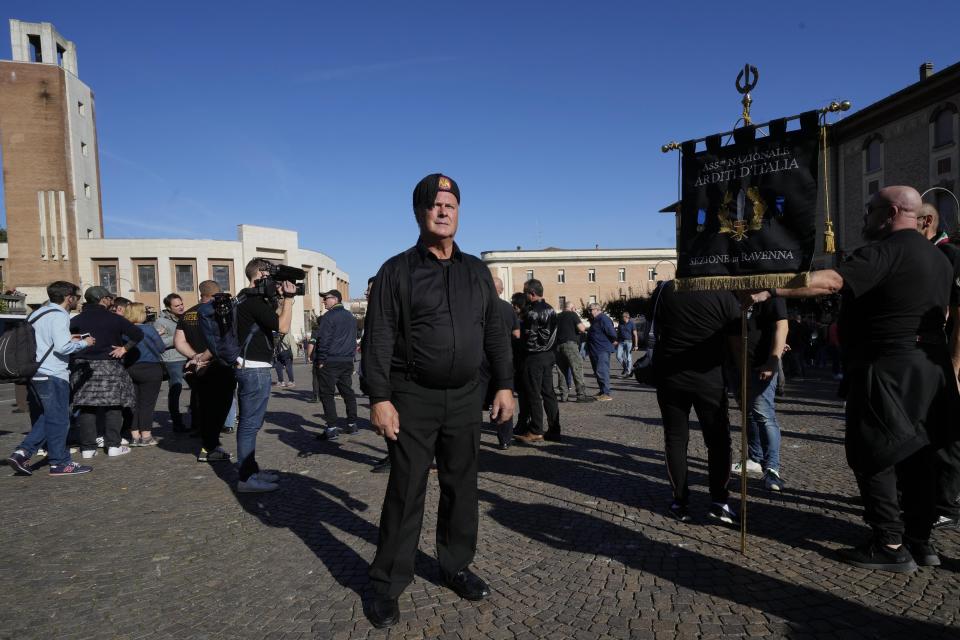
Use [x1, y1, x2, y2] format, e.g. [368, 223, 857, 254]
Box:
[675, 272, 810, 292]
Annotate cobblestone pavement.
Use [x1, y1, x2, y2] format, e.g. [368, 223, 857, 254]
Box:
[1, 362, 958, 639]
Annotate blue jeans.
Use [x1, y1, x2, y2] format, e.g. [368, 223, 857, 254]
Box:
[235, 367, 273, 481]
[747, 371, 781, 472]
[616, 340, 633, 375]
[165, 360, 186, 426]
[22, 378, 72, 466]
[225, 393, 237, 428]
[588, 349, 612, 395]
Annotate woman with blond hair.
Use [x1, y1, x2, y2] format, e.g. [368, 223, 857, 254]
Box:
[122, 303, 166, 446]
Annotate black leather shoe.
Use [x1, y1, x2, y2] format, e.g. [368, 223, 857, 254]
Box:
[444, 569, 490, 601]
[366, 596, 399, 628]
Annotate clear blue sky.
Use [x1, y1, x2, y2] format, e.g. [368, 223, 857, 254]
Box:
[1, 1, 957, 288]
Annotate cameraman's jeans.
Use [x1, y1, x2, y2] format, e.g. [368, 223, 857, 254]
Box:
[235, 367, 272, 482]
[616, 340, 633, 375]
[747, 371, 781, 472]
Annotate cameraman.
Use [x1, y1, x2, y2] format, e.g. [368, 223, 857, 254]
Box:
[234, 258, 296, 493]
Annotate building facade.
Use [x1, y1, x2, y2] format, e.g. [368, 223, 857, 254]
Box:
[830, 61, 959, 254]
[482, 247, 676, 310]
[0, 20, 348, 338]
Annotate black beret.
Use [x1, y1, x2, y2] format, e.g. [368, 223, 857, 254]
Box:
[412, 173, 460, 213]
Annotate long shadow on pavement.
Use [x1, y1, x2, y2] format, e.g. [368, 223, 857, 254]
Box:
[479, 489, 955, 638]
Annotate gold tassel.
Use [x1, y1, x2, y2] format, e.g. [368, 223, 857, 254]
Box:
[676, 272, 810, 292]
[824, 219, 836, 254]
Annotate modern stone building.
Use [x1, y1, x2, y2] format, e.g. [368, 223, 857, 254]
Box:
[482, 247, 676, 310]
[0, 19, 348, 337]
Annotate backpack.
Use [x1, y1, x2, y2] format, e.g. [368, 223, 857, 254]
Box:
[0, 308, 59, 383]
[199, 292, 261, 367]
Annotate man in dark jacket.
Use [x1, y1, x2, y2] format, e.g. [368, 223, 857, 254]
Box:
[586, 303, 617, 401]
[363, 173, 513, 628]
[514, 279, 561, 443]
[315, 289, 359, 440]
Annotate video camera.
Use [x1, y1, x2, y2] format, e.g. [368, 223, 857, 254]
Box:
[253, 263, 307, 300]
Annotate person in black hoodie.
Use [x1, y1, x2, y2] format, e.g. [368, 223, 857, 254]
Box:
[69, 286, 143, 458]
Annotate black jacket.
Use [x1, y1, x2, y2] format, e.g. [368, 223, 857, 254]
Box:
[70, 304, 143, 361]
[522, 299, 557, 353]
[362, 241, 513, 402]
[316, 305, 356, 363]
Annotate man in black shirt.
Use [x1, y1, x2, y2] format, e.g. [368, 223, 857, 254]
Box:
[226, 258, 296, 493]
[730, 296, 788, 491]
[480, 276, 520, 449]
[555, 301, 591, 402]
[174, 280, 235, 464]
[364, 174, 513, 628]
[652, 281, 741, 524]
[749, 185, 958, 572]
[917, 202, 960, 530]
[515, 279, 561, 443]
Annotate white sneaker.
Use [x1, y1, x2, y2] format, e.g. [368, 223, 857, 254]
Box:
[731, 459, 763, 477]
[81, 449, 98, 459]
[120, 437, 130, 445]
[107, 445, 131, 457]
[254, 470, 279, 483]
[36, 448, 47, 457]
[237, 475, 278, 493]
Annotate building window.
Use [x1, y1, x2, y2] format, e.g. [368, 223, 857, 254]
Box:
[865, 137, 882, 173]
[557, 269, 565, 283]
[137, 264, 157, 293]
[211, 265, 231, 292]
[175, 264, 194, 292]
[936, 191, 958, 231]
[98, 265, 117, 292]
[648, 267, 655, 281]
[934, 108, 955, 147]
[938, 158, 952, 175]
[78, 101, 86, 116]
[867, 180, 880, 195]
[558, 295, 566, 309]
[80, 142, 88, 157]
[588, 269, 596, 283]
[525, 269, 534, 281]
[618, 268, 626, 283]
[589, 295, 597, 304]
[84, 183, 91, 198]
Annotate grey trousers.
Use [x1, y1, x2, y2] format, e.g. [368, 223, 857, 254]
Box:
[556, 341, 587, 398]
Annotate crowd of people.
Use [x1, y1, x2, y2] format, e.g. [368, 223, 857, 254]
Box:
[5, 174, 959, 629]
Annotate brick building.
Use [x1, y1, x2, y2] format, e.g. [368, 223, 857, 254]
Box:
[0, 19, 348, 337]
[482, 247, 676, 310]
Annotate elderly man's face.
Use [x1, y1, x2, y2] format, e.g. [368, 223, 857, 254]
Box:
[419, 191, 459, 240]
[590, 306, 601, 317]
[323, 294, 339, 310]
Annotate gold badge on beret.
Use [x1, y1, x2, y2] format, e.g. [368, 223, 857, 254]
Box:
[438, 176, 452, 191]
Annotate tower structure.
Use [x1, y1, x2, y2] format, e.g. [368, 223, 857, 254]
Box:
[0, 19, 103, 296]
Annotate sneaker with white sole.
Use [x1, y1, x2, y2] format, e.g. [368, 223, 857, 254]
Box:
[198, 447, 232, 462]
[7, 450, 32, 475]
[731, 459, 764, 477]
[708, 502, 737, 525]
[36, 448, 47, 458]
[237, 475, 278, 493]
[49, 462, 92, 476]
[107, 445, 131, 457]
[763, 469, 785, 491]
[81, 449, 98, 459]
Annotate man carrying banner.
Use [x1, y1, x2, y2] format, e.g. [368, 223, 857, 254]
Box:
[748, 185, 957, 572]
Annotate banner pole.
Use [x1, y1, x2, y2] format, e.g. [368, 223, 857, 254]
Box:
[740, 308, 749, 555]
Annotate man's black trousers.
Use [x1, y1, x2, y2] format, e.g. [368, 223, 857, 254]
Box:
[318, 361, 358, 425]
[369, 375, 482, 598]
[192, 365, 236, 453]
[935, 440, 960, 520]
[656, 384, 731, 506]
[854, 446, 936, 545]
[522, 351, 560, 435]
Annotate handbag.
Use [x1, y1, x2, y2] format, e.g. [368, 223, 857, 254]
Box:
[632, 281, 667, 386]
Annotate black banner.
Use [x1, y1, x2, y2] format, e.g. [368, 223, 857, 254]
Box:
[676, 111, 820, 290]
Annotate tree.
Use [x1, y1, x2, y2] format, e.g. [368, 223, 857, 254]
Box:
[0, 228, 6, 242]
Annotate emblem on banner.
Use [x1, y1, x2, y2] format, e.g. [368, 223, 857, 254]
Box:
[717, 187, 767, 241]
[696, 209, 707, 232]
